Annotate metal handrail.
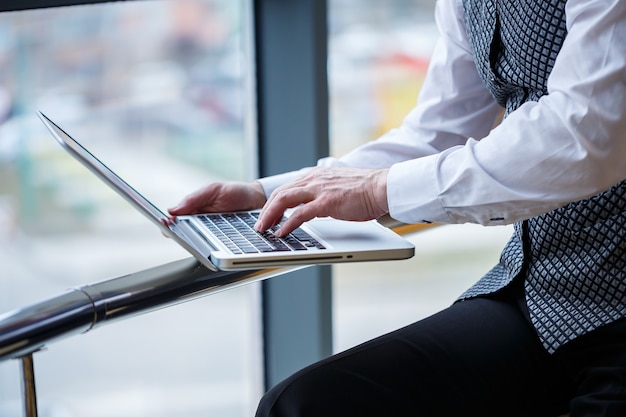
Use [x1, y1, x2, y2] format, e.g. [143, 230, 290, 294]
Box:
[0, 220, 430, 361]
[0, 258, 300, 360]
[0, 220, 432, 417]
[0, 259, 303, 417]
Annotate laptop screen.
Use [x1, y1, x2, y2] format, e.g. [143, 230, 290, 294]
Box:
[37, 111, 170, 229]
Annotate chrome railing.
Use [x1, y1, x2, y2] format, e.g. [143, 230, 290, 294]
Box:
[0, 219, 428, 417]
[0, 258, 300, 361]
[0, 258, 302, 417]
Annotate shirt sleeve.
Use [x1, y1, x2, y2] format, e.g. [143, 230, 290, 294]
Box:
[388, 0, 626, 225]
[260, 0, 626, 227]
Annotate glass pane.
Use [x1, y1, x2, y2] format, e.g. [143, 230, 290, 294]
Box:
[328, 0, 514, 352]
[0, 1, 262, 416]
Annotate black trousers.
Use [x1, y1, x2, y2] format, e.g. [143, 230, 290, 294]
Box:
[255, 282, 626, 417]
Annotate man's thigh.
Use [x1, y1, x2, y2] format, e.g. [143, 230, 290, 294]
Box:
[557, 317, 626, 417]
[256, 296, 572, 417]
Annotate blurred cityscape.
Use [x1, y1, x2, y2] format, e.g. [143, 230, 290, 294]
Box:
[0, 1, 512, 416]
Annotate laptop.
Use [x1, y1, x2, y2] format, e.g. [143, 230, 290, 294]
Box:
[38, 111, 415, 271]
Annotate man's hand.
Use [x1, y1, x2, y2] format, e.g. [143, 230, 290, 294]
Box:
[168, 181, 266, 219]
[255, 167, 389, 236]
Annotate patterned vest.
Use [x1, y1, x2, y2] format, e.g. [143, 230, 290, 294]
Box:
[459, 0, 626, 353]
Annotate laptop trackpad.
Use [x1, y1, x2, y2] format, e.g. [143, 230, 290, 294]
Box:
[307, 218, 395, 248]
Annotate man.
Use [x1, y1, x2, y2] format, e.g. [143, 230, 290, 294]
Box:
[169, 0, 626, 415]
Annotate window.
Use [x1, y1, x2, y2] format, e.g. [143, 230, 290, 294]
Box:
[0, 1, 262, 416]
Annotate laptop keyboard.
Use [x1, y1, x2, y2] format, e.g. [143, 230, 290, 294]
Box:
[198, 212, 326, 254]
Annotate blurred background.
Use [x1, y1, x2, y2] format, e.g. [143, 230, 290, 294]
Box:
[0, 1, 512, 416]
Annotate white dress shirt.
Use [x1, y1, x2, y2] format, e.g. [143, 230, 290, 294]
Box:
[258, 0, 626, 227]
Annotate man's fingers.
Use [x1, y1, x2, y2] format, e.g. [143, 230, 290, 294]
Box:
[255, 187, 313, 232]
[168, 191, 215, 216]
[273, 204, 319, 237]
[168, 193, 199, 215]
[167, 205, 185, 215]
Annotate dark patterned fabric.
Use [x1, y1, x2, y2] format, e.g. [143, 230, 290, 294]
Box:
[462, 0, 567, 115]
[459, 0, 626, 353]
[524, 184, 626, 351]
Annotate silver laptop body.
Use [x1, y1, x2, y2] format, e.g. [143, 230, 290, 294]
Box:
[38, 111, 415, 271]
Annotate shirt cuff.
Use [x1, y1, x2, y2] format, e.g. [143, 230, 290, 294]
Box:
[387, 154, 453, 224]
